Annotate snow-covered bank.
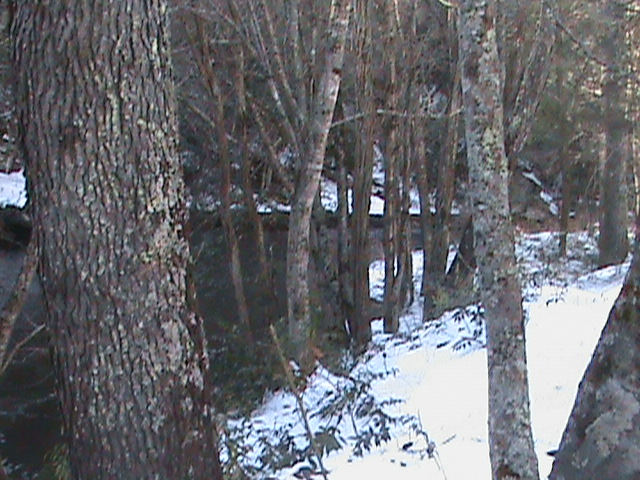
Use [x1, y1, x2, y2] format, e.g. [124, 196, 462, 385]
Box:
[223, 231, 626, 480]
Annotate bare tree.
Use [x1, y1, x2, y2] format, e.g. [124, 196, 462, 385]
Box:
[186, 13, 254, 341]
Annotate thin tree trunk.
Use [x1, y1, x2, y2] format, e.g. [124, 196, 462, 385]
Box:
[13, 2, 223, 478]
[558, 64, 571, 256]
[420, 7, 458, 321]
[235, 47, 271, 282]
[458, 1, 539, 479]
[383, 0, 402, 334]
[286, 0, 351, 364]
[216, 80, 254, 342]
[337, 156, 353, 332]
[0, 2, 18, 173]
[0, 233, 37, 373]
[416, 129, 432, 302]
[427, 76, 459, 300]
[349, 0, 375, 347]
[287, 0, 307, 125]
[189, 14, 253, 340]
[559, 150, 571, 256]
[234, 48, 277, 328]
[445, 215, 476, 290]
[598, 0, 630, 267]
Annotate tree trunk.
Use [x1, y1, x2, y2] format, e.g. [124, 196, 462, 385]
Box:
[549, 222, 640, 480]
[598, 0, 630, 267]
[349, 0, 375, 347]
[557, 61, 572, 257]
[445, 215, 476, 290]
[217, 86, 253, 342]
[0, 2, 18, 173]
[286, 0, 351, 364]
[236, 50, 277, 329]
[337, 157, 353, 332]
[13, 2, 222, 479]
[458, 1, 539, 479]
[382, 0, 403, 334]
[416, 124, 433, 303]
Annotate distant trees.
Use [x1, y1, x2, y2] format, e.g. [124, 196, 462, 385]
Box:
[458, 0, 540, 479]
[13, 1, 222, 478]
[2, 0, 639, 473]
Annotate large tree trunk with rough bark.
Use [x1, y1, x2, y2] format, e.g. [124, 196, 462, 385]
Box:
[549, 223, 640, 479]
[458, 1, 539, 479]
[286, 0, 351, 364]
[13, 2, 223, 479]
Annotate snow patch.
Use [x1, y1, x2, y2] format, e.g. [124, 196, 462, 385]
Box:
[0, 169, 28, 208]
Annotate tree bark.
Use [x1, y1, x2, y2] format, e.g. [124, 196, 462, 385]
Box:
[13, 2, 222, 478]
[557, 63, 572, 257]
[458, 1, 539, 479]
[598, 0, 630, 267]
[349, 0, 375, 347]
[549, 222, 640, 480]
[286, 0, 351, 364]
[382, 0, 404, 334]
[0, 2, 19, 174]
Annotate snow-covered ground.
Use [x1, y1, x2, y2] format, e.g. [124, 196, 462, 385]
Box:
[0, 162, 622, 480]
[222, 231, 627, 480]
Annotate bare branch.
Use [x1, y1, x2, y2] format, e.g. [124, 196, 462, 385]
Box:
[330, 108, 462, 129]
[0, 236, 38, 372]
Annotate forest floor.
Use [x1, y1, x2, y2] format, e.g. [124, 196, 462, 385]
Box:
[222, 229, 629, 480]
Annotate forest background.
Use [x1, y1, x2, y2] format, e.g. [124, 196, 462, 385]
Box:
[0, 0, 639, 479]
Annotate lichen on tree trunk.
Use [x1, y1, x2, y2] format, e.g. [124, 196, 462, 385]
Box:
[458, 0, 539, 478]
[12, 1, 222, 478]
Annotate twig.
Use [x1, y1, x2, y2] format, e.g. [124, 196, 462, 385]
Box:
[0, 323, 45, 378]
[269, 325, 329, 480]
[416, 412, 448, 480]
[0, 236, 38, 373]
[330, 108, 462, 130]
